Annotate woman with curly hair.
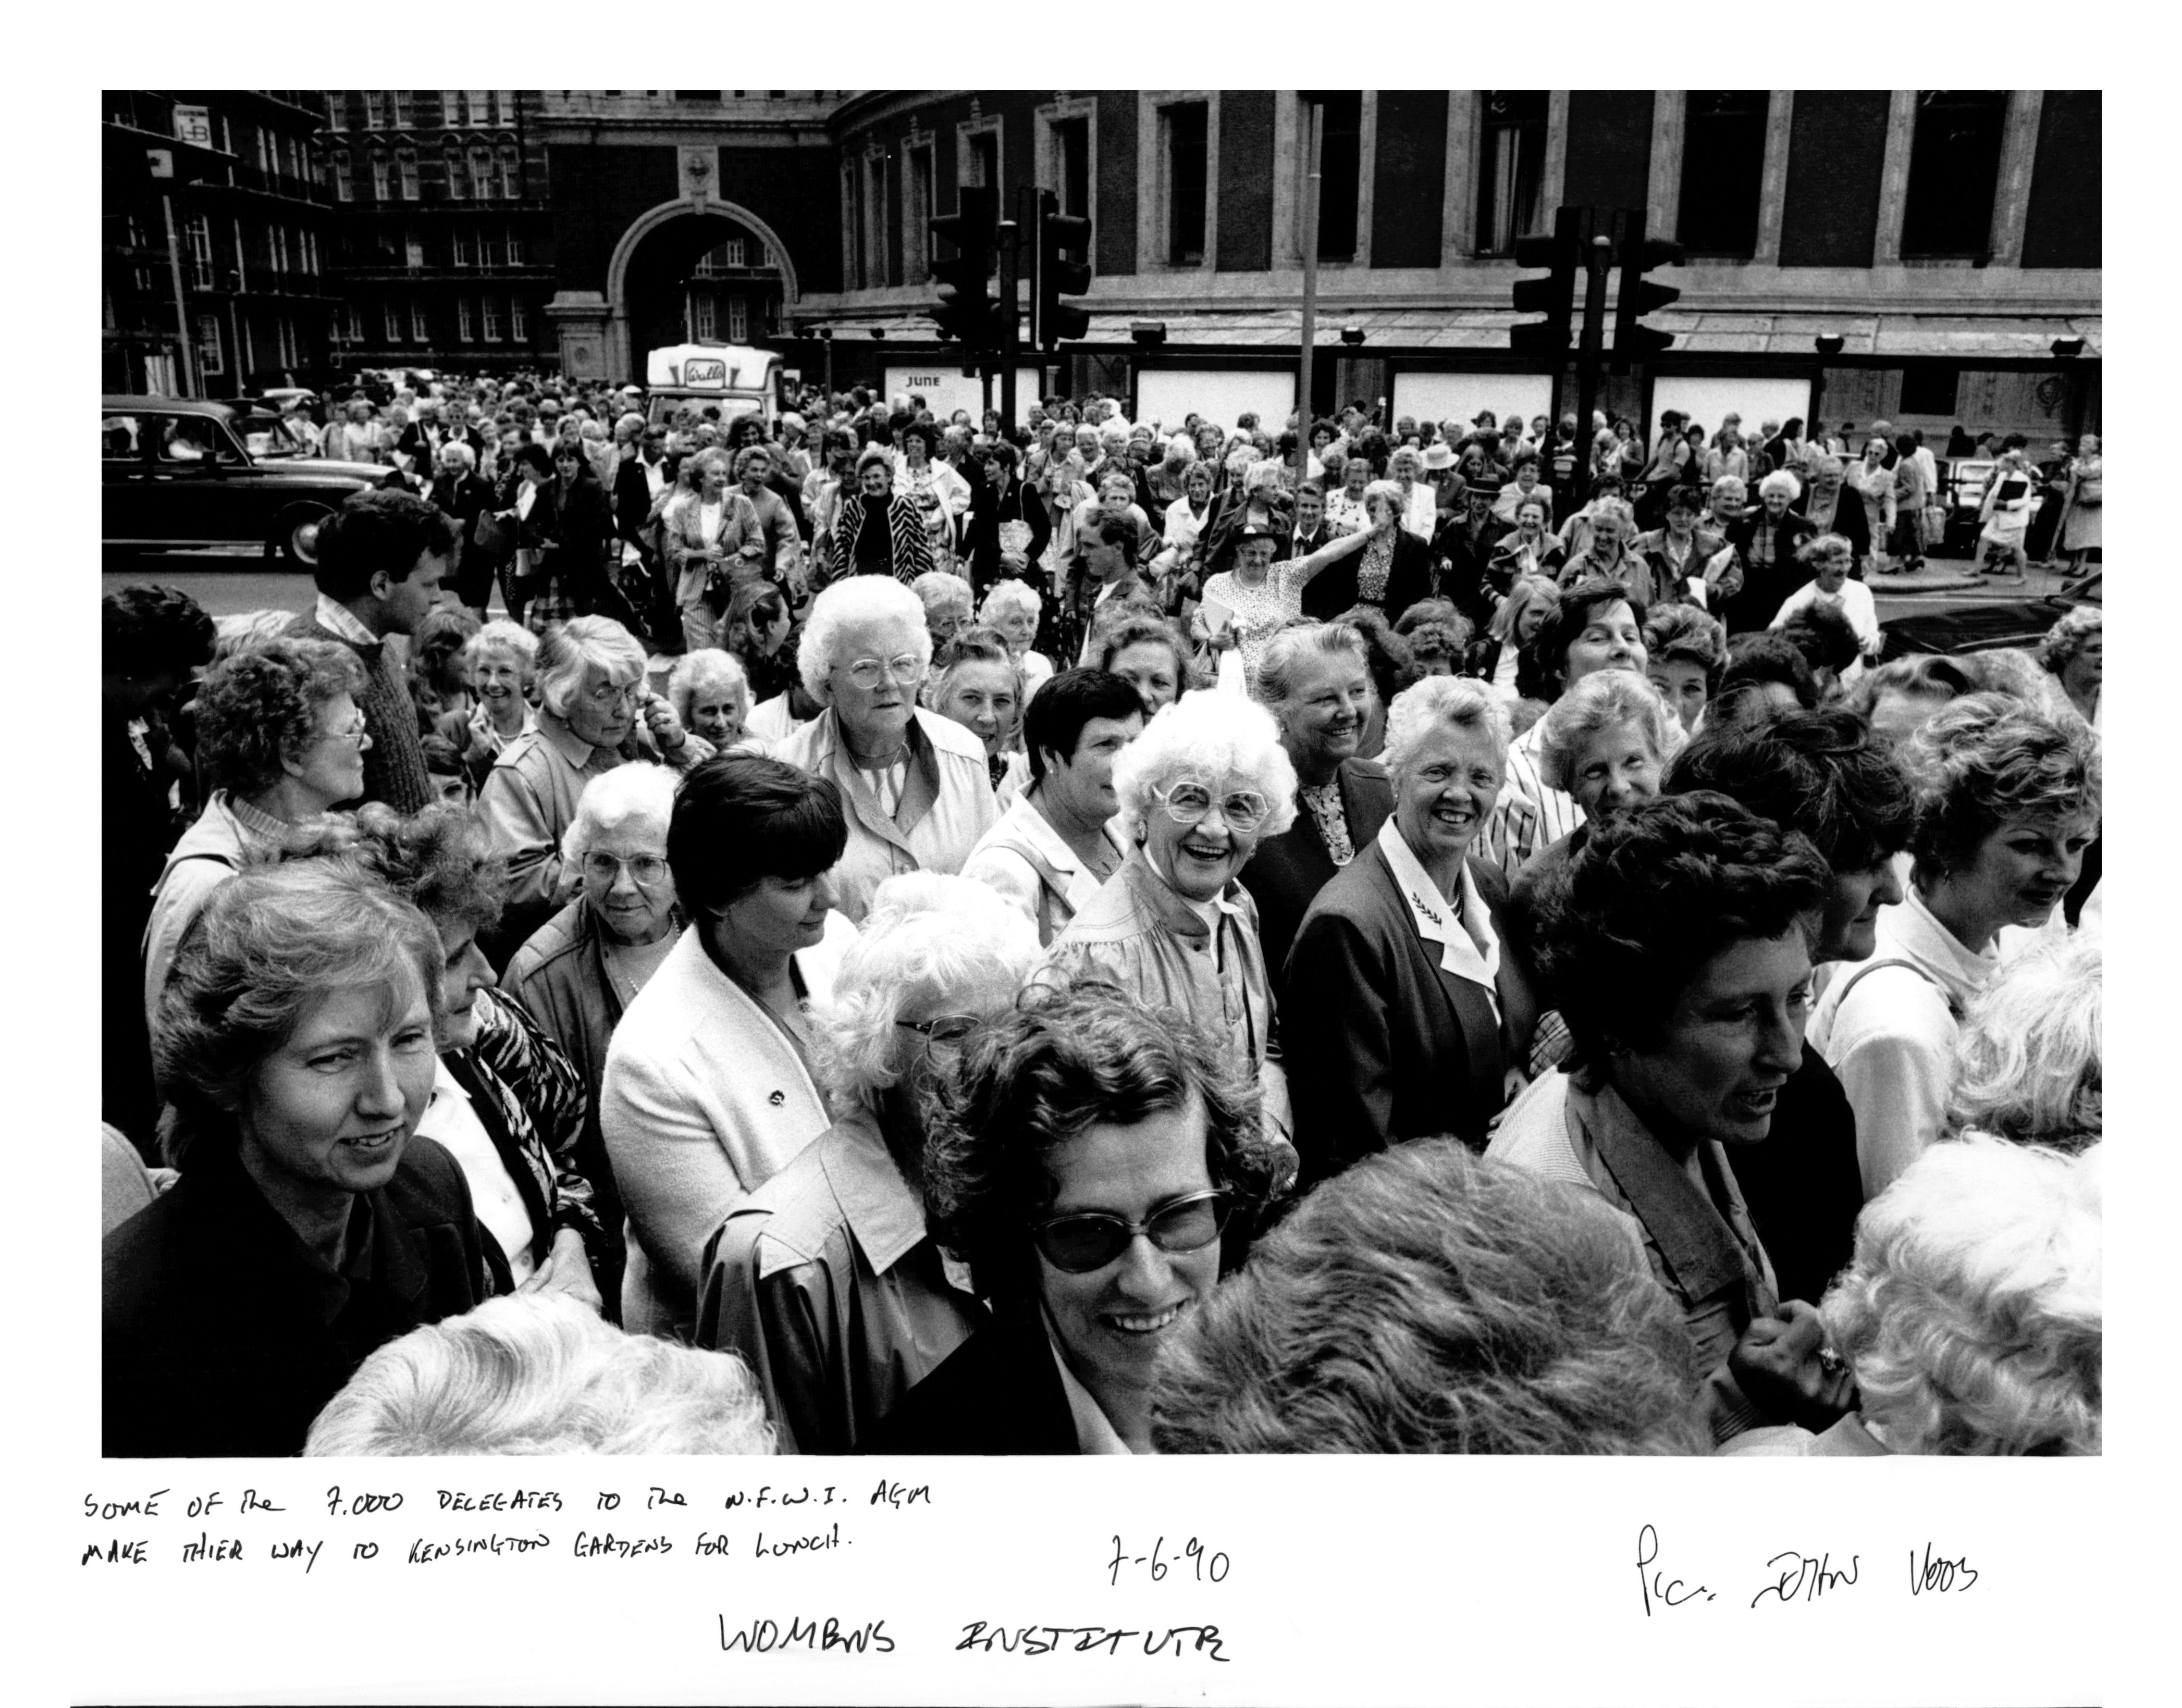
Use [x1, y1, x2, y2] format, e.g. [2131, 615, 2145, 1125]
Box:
[1732, 1135, 2101, 1456]
[347, 801, 610, 1310]
[1488, 793, 1839, 1444]
[871, 981, 1287, 1454]
[697, 873, 1037, 1453]
[2037, 604, 2102, 726]
[1808, 694, 2100, 1197]
[142, 637, 368, 1027]
[1642, 601, 1728, 736]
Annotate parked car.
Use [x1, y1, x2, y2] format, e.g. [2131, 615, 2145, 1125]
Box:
[1878, 590, 2094, 664]
[102, 395, 391, 567]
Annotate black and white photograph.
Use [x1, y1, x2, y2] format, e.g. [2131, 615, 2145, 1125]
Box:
[68, 63, 2141, 1706]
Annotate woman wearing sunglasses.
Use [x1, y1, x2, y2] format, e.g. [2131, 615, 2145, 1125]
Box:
[772, 578, 999, 926]
[697, 873, 1037, 1452]
[1043, 690, 1300, 1154]
[871, 982, 1286, 1454]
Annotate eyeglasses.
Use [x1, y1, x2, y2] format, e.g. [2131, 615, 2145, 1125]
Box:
[582, 852, 669, 888]
[842, 654, 923, 689]
[584, 680, 643, 708]
[1030, 1189, 1232, 1274]
[895, 1014, 982, 1046]
[1153, 782, 1272, 833]
[320, 713, 371, 750]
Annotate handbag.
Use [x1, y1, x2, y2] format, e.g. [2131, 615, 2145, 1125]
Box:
[473, 506, 513, 558]
[2076, 475, 2102, 506]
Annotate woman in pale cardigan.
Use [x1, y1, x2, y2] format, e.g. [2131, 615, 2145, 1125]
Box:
[599, 753, 859, 1338]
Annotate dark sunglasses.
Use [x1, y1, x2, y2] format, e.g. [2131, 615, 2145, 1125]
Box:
[1030, 1189, 1231, 1274]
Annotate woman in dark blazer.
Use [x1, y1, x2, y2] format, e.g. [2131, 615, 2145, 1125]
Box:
[868, 985, 1288, 1455]
[1283, 676, 1537, 1192]
[1299, 480, 1436, 622]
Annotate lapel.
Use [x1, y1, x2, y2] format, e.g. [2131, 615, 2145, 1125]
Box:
[1572, 1076, 1756, 1309]
[1362, 842, 1504, 1106]
[819, 711, 924, 859]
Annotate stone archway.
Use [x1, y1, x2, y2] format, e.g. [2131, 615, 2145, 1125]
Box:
[551, 196, 803, 383]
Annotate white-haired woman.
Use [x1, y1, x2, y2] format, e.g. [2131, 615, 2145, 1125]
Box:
[1711, 468, 1816, 634]
[1731, 1135, 2101, 1456]
[477, 614, 704, 953]
[697, 873, 1038, 1453]
[978, 577, 1053, 699]
[910, 567, 975, 654]
[1284, 677, 1537, 1188]
[1045, 690, 1300, 1145]
[1946, 933, 2101, 1150]
[451, 618, 538, 789]
[2037, 604, 2102, 726]
[667, 647, 753, 751]
[1554, 496, 1658, 606]
[428, 438, 498, 620]
[505, 761, 683, 1304]
[600, 754, 859, 1338]
[661, 447, 762, 654]
[926, 626, 1025, 791]
[769, 577, 998, 925]
[141, 637, 367, 1028]
[1772, 533, 1882, 677]
[1808, 694, 2101, 1198]
[305, 1293, 775, 1456]
[1386, 445, 1438, 540]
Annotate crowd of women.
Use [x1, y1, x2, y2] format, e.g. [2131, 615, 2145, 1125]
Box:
[102, 375, 2103, 1460]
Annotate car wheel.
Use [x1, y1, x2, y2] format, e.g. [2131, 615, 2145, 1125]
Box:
[274, 505, 332, 568]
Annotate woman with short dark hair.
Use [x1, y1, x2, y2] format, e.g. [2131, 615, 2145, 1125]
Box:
[600, 752, 859, 1336]
[872, 983, 1287, 1454]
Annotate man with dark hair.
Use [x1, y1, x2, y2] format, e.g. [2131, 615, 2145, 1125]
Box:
[961, 667, 1143, 945]
[1664, 707, 1914, 1298]
[103, 584, 218, 1149]
[286, 488, 455, 813]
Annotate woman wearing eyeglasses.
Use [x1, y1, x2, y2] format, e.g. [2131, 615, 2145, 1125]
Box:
[770, 578, 999, 926]
[869, 982, 1286, 1454]
[1044, 690, 1301, 1154]
[477, 615, 706, 957]
[697, 874, 1037, 1452]
[601, 753, 860, 1338]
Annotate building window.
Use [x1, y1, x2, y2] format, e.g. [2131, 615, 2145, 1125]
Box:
[468, 90, 492, 127]
[1901, 91, 2008, 258]
[304, 230, 318, 274]
[471, 148, 495, 201]
[371, 153, 390, 200]
[498, 146, 521, 200]
[964, 129, 998, 190]
[397, 147, 419, 200]
[843, 164, 865, 289]
[184, 214, 215, 289]
[384, 300, 402, 342]
[440, 89, 460, 127]
[405, 228, 424, 269]
[411, 299, 429, 342]
[1298, 92, 1363, 262]
[458, 297, 475, 342]
[905, 145, 934, 277]
[866, 154, 889, 282]
[272, 224, 290, 273]
[1053, 116, 1090, 218]
[478, 228, 499, 268]
[240, 316, 255, 376]
[1676, 92, 1768, 259]
[505, 228, 524, 266]
[365, 92, 387, 130]
[279, 316, 299, 368]
[347, 303, 364, 342]
[482, 296, 504, 342]
[392, 91, 413, 128]
[1163, 101, 1209, 266]
[326, 93, 346, 131]
[726, 294, 748, 342]
[691, 292, 717, 341]
[1898, 362, 1961, 417]
[452, 227, 471, 267]
[1476, 90, 1548, 256]
[196, 314, 225, 377]
[445, 147, 465, 200]
[496, 91, 515, 125]
[509, 297, 527, 340]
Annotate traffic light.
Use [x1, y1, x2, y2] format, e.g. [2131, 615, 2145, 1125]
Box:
[1030, 189, 1092, 352]
[1508, 205, 1581, 357]
[1610, 209, 1682, 372]
[928, 184, 999, 360]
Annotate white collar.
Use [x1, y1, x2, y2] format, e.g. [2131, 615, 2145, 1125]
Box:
[1041, 1312, 1140, 1455]
[1375, 817, 1501, 999]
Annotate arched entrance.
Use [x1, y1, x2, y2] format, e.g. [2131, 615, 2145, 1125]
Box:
[600, 199, 800, 381]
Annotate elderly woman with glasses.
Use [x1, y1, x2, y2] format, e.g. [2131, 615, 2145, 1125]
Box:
[1044, 690, 1300, 1149]
[770, 577, 998, 926]
[697, 874, 1038, 1453]
[1284, 678, 1536, 1187]
[141, 637, 368, 1029]
[1808, 694, 2100, 1198]
[871, 982, 1286, 1454]
[107, 863, 489, 1456]
[477, 614, 704, 955]
[601, 754, 859, 1338]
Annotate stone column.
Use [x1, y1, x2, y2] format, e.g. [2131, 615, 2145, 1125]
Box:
[1753, 92, 1795, 265]
[1441, 91, 1479, 267]
[1987, 91, 2046, 266]
[1873, 90, 1919, 266]
[547, 291, 612, 382]
[1647, 93, 1683, 244]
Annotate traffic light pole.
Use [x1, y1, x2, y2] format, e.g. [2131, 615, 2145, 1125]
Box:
[997, 211, 1021, 430]
[1573, 229, 1613, 465]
